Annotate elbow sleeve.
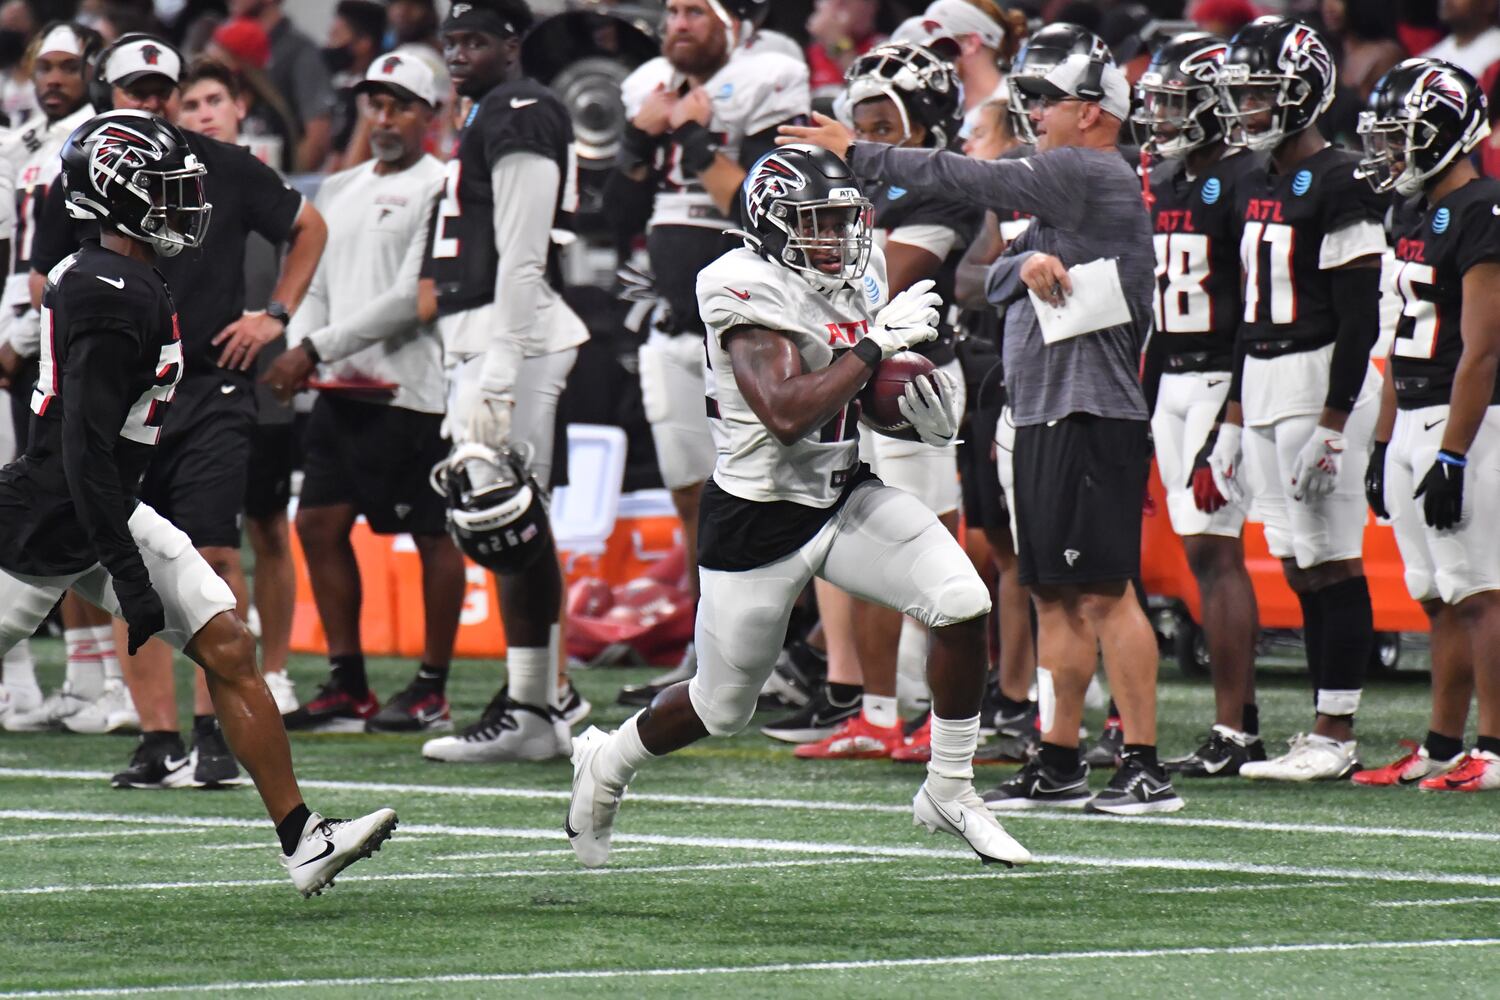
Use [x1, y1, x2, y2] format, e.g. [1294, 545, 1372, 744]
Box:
[1325, 267, 1381, 413]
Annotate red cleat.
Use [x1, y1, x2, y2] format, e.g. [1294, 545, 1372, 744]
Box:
[794, 713, 903, 759]
[1352, 740, 1462, 787]
[891, 716, 931, 763]
[1419, 750, 1500, 792]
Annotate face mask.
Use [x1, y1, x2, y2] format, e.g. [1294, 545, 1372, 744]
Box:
[0, 30, 26, 70]
[321, 45, 355, 73]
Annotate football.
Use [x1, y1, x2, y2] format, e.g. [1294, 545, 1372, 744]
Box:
[858, 351, 936, 441]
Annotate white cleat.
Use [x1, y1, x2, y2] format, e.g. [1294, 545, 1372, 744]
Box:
[3, 684, 89, 732]
[62, 679, 141, 734]
[913, 781, 1034, 868]
[264, 671, 300, 715]
[421, 700, 568, 763]
[566, 726, 626, 868]
[280, 808, 398, 898]
[0, 683, 43, 727]
[1240, 733, 1359, 782]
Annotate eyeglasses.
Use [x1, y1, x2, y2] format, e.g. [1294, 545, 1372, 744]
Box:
[1036, 95, 1084, 110]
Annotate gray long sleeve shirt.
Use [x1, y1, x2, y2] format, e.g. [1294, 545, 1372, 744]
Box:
[849, 142, 1153, 426]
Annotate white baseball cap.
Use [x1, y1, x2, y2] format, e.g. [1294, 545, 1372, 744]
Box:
[1012, 53, 1131, 122]
[103, 36, 182, 87]
[355, 51, 441, 107]
[892, 0, 1007, 51]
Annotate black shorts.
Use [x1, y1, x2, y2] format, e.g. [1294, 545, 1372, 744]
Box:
[299, 396, 448, 536]
[958, 397, 1006, 533]
[244, 423, 296, 520]
[139, 379, 255, 550]
[1013, 414, 1149, 587]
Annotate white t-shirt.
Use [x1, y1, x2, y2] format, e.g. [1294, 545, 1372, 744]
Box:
[696, 244, 889, 507]
[1423, 27, 1500, 78]
[288, 155, 448, 414]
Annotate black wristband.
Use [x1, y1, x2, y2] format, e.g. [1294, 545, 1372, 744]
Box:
[851, 339, 882, 370]
[619, 123, 660, 172]
[301, 339, 321, 365]
[673, 122, 722, 175]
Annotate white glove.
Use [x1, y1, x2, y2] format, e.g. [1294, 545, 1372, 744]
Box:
[464, 394, 513, 450]
[897, 370, 959, 448]
[1290, 424, 1345, 501]
[868, 278, 941, 358]
[1207, 422, 1248, 507]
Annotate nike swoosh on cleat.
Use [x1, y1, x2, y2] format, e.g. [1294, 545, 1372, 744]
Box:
[164, 755, 190, 772]
[928, 796, 966, 832]
[1198, 756, 1230, 775]
[296, 839, 338, 868]
[564, 818, 580, 838]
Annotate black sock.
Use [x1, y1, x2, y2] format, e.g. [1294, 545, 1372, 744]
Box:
[1426, 730, 1465, 762]
[276, 803, 312, 856]
[192, 714, 215, 734]
[1316, 576, 1373, 701]
[414, 663, 449, 694]
[1476, 735, 1500, 757]
[1242, 703, 1260, 736]
[1123, 743, 1159, 770]
[1106, 698, 1120, 721]
[141, 730, 183, 753]
[1040, 740, 1081, 775]
[1296, 590, 1325, 701]
[330, 653, 368, 698]
[827, 682, 862, 707]
[996, 693, 1030, 716]
[789, 639, 828, 681]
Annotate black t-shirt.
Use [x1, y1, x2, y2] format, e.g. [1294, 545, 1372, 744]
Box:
[421, 77, 575, 317]
[1148, 150, 1264, 369]
[0, 242, 181, 577]
[31, 132, 302, 391]
[1388, 177, 1500, 409]
[1233, 145, 1386, 353]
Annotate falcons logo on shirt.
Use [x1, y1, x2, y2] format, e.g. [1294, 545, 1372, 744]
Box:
[1279, 25, 1332, 81]
[1412, 66, 1469, 117]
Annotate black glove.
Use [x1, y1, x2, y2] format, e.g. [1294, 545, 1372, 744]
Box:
[114, 575, 165, 655]
[1414, 450, 1466, 531]
[1365, 440, 1389, 520]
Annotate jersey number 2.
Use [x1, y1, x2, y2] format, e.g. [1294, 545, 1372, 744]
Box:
[431, 160, 462, 260]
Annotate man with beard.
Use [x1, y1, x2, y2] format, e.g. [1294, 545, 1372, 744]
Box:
[608, 0, 810, 707]
[263, 54, 467, 736]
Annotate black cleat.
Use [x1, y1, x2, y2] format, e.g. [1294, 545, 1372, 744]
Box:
[1085, 756, 1185, 814]
[191, 717, 242, 788]
[112, 737, 197, 789]
[617, 648, 697, 707]
[1165, 725, 1266, 778]
[365, 681, 454, 733]
[981, 756, 1092, 810]
[760, 683, 860, 744]
[762, 640, 827, 709]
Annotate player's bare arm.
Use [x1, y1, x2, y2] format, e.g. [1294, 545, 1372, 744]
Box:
[725, 324, 873, 446]
[213, 200, 329, 371]
[1442, 261, 1500, 456]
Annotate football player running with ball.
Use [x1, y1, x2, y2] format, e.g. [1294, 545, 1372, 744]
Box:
[1136, 33, 1266, 777]
[567, 146, 1032, 869]
[1210, 17, 1388, 782]
[1353, 60, 1500, 792]
[0, 111, 395, 896]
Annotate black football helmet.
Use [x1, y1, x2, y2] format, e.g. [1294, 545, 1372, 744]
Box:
[737, 144, 872, 287]
[1358, 58, 1489, 197]
[844, 41, 964, 150]
[1134, 32, 1228, 158]
[431, 443, 554, 575]
[707, 0, 769, 37]
[1008, 24, 1113, 143]
[60, 110, 210, 257]
[1216, 16, 1336, 151]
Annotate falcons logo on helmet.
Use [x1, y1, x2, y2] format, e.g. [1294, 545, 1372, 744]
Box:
[1279, 26, 1332, 80]
[1180, 42, 1228, 82]
[1412, 66, 1468, 116]
[744, 153, 806, 225]
[88, 125, 158, 193]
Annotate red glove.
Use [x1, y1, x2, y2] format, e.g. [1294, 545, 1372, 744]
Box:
[1190, 429, 1227, 513]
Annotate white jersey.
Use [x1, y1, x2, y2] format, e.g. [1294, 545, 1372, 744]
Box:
[697, 244, 889, 507]
[288, 155, 448, 415]
[622, 50, 809, 230]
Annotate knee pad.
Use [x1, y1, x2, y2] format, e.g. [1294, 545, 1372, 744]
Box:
[928, 571, 992, 627]
[688, 675, 758, 737]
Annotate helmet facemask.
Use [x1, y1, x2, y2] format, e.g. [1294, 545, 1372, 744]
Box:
[1216, 64, 1310, 151]
[1356, 113, 1433, 196]
[773, 197, 873, 287]
[133, 156, 211, 257]
[1134, 76, 1217, 157]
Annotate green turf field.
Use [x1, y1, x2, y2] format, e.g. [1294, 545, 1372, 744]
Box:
[1, 641, 1497, 999]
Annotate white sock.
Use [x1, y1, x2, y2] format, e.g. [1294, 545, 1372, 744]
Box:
[90, 625, 122, 683]
[862, 694, 899, 729]
[926, 713, 981, 799]
[63, 628, 105, 700]
[545, 623, 561, 708]
[594, 711, 656, 792]
[895, 617, 929, 705]
[507, 644, 552, 710]
[3, 641, 38, 691]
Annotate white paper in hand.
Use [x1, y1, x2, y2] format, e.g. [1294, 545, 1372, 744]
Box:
[1027, 257, 1132, 345]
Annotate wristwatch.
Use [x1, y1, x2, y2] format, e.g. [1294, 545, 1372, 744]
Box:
[266, 300, 291, 327]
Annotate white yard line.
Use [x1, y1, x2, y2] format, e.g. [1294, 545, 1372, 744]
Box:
[1139, 881, 1347, 895]
[2, 808, 1500, 891]
[430, 848, 653, 861]
[2, 938, 1498, 998]
[0, 857, 888, 897]
[2, 765, 1496, 845]
[1372, 896, 1500, 908]
[0, 827, 205, 844]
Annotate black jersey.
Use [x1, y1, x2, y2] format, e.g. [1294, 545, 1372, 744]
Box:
[0, 243, 181, 577]
[1148, 151, 1262, 370]
[1388, 177, 1500, 410]
[867, 175, 980, 367]
[1234, 145, 1386, 353]
[422, 77, 576, 318]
